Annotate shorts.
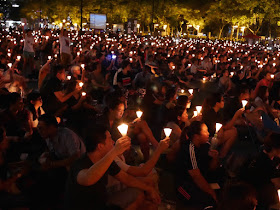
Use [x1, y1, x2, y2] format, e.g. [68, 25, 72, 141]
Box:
[23, 51, 34, 59]
[107, 187, 142, 209]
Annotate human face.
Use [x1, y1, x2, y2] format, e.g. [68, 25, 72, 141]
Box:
[199, 124, 209, 144]
[179, 109, 189, 123]
[100, 131, 115, 155]
[31, 97, 43, 108]
[37, 121, 56, 139]
[217, 97, 225, 109]
[113, 104, 124, 120]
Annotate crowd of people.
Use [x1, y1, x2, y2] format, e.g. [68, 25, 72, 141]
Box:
[1, 23, 280, 210]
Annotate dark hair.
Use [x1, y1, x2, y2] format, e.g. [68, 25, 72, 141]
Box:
[264, 132, 280, 152]
[168, 105, 186, 124]
[51, 64, 65, 76]
[180, 121, 204, 143]
[122, 60, 131, 69]
[27, 91, 42, 121]
[38, 114, 58, 127]
[165, 87, 177, 101]
[218, 182, 256, 210]
[202, 93, 223, 113]
[256, 86, 268, 101]
[7, 92, 21, 108]
[177, 95, 189, 107]
[84, 124, 108, 152]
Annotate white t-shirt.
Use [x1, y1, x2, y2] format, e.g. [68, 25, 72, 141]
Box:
[23, 36, 34, 52]
[59, 35, 71, 55]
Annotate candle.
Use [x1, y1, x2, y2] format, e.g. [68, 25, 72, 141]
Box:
[82, 92, 86, 96]
[164, 128, 172, 137]
[216, 123, 222, 133]
[79, 82, 84, 87]
[278, 189, 280, 202]
[230, 72, 234, 76]
[118, 124, 128, 136]
[193, 111, 198, 117]
[188, 89, 193, 95]
[196, 106, 202, 114]
[46, 36, 49, 40]
[136, 111, 143, 118]
[77, 52, 80, 56]
[242, 100, 248, 108]
[271, 74, 275, 79]
[67, 76, 71, 80]
[48, 56, 52, 60]
[7, 53, 11, 57]
[81, 64, 85, 69]
[16, 56, 21, 61]
[7, 63, 12, 68]
[181, 89, 185, 93]
[273, 63, 276, 67]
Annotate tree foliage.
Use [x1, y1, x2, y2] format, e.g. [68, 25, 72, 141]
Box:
[21, 0, 280, 37]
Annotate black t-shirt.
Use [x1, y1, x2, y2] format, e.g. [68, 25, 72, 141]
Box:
[40, 76, 64, 114]
[64, 154, 121, 210]
[117, 71, 132, 88]
[202, 108, 223, 137]
[175, 140, 211, 186]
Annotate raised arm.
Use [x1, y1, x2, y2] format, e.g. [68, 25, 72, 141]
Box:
[77, 136, 131, 186]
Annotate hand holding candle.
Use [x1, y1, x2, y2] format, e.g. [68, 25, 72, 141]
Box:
[164, 128, 172, 137]
[118, 124, 129, 136]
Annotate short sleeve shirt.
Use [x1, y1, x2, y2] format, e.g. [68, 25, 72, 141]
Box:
[117, 71, 133, 88]
[176, 140, 211, 186]
[64, 155, 121, 210]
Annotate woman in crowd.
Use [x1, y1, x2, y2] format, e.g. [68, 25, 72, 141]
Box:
[175, 121, 220, 209]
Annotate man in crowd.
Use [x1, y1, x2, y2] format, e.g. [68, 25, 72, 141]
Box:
[65, 124, 161, 210]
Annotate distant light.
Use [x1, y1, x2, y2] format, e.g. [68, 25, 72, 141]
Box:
[12, 4, 19, 7]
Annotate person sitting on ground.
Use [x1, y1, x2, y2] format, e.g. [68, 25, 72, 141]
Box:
[40, 64, 81, 115]
[64, 124, 161, 210]
[175, 121, 220, 209]
[98, 99, 158, 161]
[202, 93, 244, 158]
[242, 132, 280, 209]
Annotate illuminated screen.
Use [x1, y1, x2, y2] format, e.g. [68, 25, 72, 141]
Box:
[90, 14, 107, 30]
